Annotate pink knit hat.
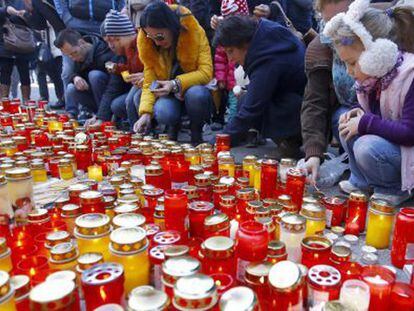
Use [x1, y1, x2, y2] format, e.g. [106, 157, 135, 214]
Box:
[221, 0, 249, 17]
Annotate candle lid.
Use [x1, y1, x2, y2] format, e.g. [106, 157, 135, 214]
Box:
[202, 236, 234, 259]
[50, 242, 78, 263]
[268, 240, 287, 257]
[324, 232, 339, 243]
[246, 201, 263, 215]
[344, 234, 358, 245]
[362, 253, 378, 265]
[182, 185, 199, 200]
[10, 275, 30, 300]
[257, 217, 275, 233]
[173, 274, 217, 309]
[110, 175, 124, 186]
[82, 262, 124, 285]
[194, 174, 211, 187]
[68, 183, 90, 194]
[149, 245, 168, 262]
[269, 261, 301, 292]
[255, 207, 271, 218]
[219, 286, 257, 311]
[219, 176, 235, 186]
[144, 223, 160, 238]
[110, 227, 148, 254]
[362, 245, 377, 254]
[58, 158, 72, 166]
[153, 230, 181, 245]
[236, 188, 255, 200]
[46, 270, 77, 283]
[245, 262, 273, 285]
[28, 209, 50, 223]
[130, 178, 144, 187]
[145, 164, 163, 176]
[280, 213, 306, 232]
[308, 265, 341, 287]
[331, 226, 345, 236]
[46, 231, 71, 249]
[349, 191, 368, 202]
[370, 199, 395, 215]
[75, 213, 111, 236]
[301, 236, 332, 250]
[302, 196, 319, 205]
[112, 213, 146, 229]
[278, 194, 291, 204]
[164, 245, 190, 259]
[0, 271, 11, 299]
[204, 213, 230, 232]
[79, 190, 103, 203]
[189, 201, 214, 212]
[30, 160, 45, 169]
[331, 245, 352, 259]
[162, 256, 201, 285]
[129, 286, 170, 311]
[30, 280, 76, 308]
[5, 167, 31, 179]
[114, 203, 139, 215]
[300, 203, 326, 220]
[77, 252, 104, 271]
[61, 204, 81, 217]
[322, 196, 346, 205]
[143, 188, 164, 197]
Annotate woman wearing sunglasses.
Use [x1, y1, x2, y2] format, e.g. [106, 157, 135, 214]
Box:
[135, 1, 213, 144]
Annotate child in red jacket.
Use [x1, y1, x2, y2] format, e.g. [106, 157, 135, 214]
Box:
[211, 0, 249, 128]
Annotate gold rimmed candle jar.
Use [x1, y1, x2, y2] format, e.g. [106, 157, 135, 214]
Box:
[266, 240, 288, 264]
[301, 236, 332, 269]
[365, 199, 396, 249]
[112, 213, 146, 229]
[30, 160, 47, 182]
[68, 183, 90, 205]
[58, 159, 74, 180]
[109, 227, 150, 293]
[5, 167, 34, 216]
[204, 213, 230, 239]
[164, 245, 190, 260]
[280, 213, 306, 262]
[45, 230, 71, 251]
[245, 261, 273, 311]
[60, 204, 81, 234]
[0, 271, 16, 310]
[80, 190, 105, 214]
[0, 238, 11, 273]
[300, 203, 326, 237]
[74, 213, 111, 260]
[128, 285, 170, 311]
[201, 236, 235, 277]
[76, 252, 104, 275]
[48, 242, 79, 271]
[173, 274, 218, 310]
[29, 279, 77, 310]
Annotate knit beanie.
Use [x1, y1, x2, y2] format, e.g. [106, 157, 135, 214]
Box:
[103, 10, 136, 37]
[221, 0, 249, 17]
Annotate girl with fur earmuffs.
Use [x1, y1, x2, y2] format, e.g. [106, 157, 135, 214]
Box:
[324, 0, 414, 205]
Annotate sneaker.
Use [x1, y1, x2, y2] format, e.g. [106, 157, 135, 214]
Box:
[371, 192, 412, 206]
[339, 180, 361, 194]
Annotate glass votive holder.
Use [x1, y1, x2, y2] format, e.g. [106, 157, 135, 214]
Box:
[340, 279, 370, 311]
[16, 255, 49, 284]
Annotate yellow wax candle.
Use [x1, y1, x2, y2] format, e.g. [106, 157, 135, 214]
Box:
[305, 219, 326, 237]
[76, 234, 111, 260]
[48, 120, 63, 133]
[366, 200, 395, 249]
[300, 203, 326, 237]
[59, 160, 74, 180]
[218, 163, 235, 177]
[88, 165, 103, 182]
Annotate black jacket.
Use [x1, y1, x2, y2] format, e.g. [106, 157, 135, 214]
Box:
[68, 35, 114, 83]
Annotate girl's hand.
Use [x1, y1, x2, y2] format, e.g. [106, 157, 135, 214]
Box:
[253, 5, 270, 18]
[339, 108, 364, 125]
[339, 114, 363, 141]
[152, 80, 174, 98]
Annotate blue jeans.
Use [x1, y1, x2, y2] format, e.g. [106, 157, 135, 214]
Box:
[341, 134, 404, 195]
[332, 105, 351, 142]
[62, 55, 74, 92]
[111, 86, 141, 131]
[65, 70, 109, 118]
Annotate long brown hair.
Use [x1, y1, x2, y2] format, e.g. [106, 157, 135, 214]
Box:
[390, 6, 414, 53]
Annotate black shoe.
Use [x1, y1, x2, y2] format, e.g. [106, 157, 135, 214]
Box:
[167, 124, 180, 141]
[245, 129, 266, 148]
[48, 101, 64, 110]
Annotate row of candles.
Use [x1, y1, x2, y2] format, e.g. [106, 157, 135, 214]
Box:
[0, 98, 413, 310]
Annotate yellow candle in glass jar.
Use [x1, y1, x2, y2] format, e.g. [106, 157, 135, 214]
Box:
[243, 155, 257, 187]
[300, 203, 326, 237]
[48, 120, 63, 133]
[365, 199, 395, 249]
[88, 165, 103, 182]
[48, 242, 79, 271]
[31, 161, 48, 183]
[185, 148, 200, 165]
[0, 238, 12, 273]
[58, 159, 74, 180]
[218, 154, 235, 177]
[74, 213, 111, 260]
[253, 161, 262, 191]
[109, 227, 150, 293]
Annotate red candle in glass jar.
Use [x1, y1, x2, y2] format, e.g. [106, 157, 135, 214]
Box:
[329, 245, 352, 275]
[219, 195, 236, 220]
[391, 208, 414, 268]
[345, 191, 368, 235]
[341, 261, 362, 282]
[27, 209, 51, 236]
[390, 282, 414, 309]
[189, 201, 214, 238]
[215, 134, 231, 154]
[211, 273, 234, 297]
[164, 189, 188, 234]
[33, 130, 50, 147]
[269, 260, 304, 311]
[81, 263, 125, 311]
[195, 174, 213, 201]
[301, 236, 332, 268]
[285, 168, 306, 209]
[170, 161, 190, 189]
[79, 191, 105, 214]
[236, 188, 255, 222]
[204, 213, 230, 239]
[11, 244, 38, 268]
[49, 158, 61, 178]
[266, 241, 288, 264]
[143, 188, 164, 223]
[260, 159, 278, 199]
[11, 274, 31, 311]
[235, 221, 269, 283]
[245, 261, 273, 311]
[322, 196, 346, 228]
[362, 265, 396, 311]
[145, 164, 166, 190]
[201, 236, 236, 277]
[213, 183, 228, 209]
[17, 255, 49, 284]
[307, 265, 341, 308]
[75, 145, 92, 172]
[68, 183, 90, 205]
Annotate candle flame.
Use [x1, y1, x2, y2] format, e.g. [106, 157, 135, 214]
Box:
[215, 280, 222, 287]
[100, 287, 107, 301]
[29, 267, 36, 276]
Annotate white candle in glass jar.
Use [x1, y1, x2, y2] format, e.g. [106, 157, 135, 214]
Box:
[340, 279, 370, 311]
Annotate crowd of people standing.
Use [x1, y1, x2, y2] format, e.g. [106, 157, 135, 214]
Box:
[1, 0, 414, 205]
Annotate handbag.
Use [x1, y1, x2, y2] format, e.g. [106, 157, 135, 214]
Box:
[3, 18, 37, 54]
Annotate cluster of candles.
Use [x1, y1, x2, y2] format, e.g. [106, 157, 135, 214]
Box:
[0, 98, 413, 310]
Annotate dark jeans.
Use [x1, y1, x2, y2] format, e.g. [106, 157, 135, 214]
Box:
[111, 86, 141, 131]
[65, 70, 109, 118]
[36, 56, 64, 102]
[0, 57, 31, 86]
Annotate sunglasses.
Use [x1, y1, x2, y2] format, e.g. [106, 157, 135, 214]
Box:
[146, 32, 166, 42]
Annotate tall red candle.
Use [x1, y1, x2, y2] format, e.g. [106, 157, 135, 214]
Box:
[361, 265, 395, 311]
[391, 208, 414, 268]
[189, 201, 214, 238]
[260, 159, 278, 199]
[390, 282, 414, 309]
[285, 168, 306, 209]
[345, 191, 368, 235]
[164, 189, 188, 235]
